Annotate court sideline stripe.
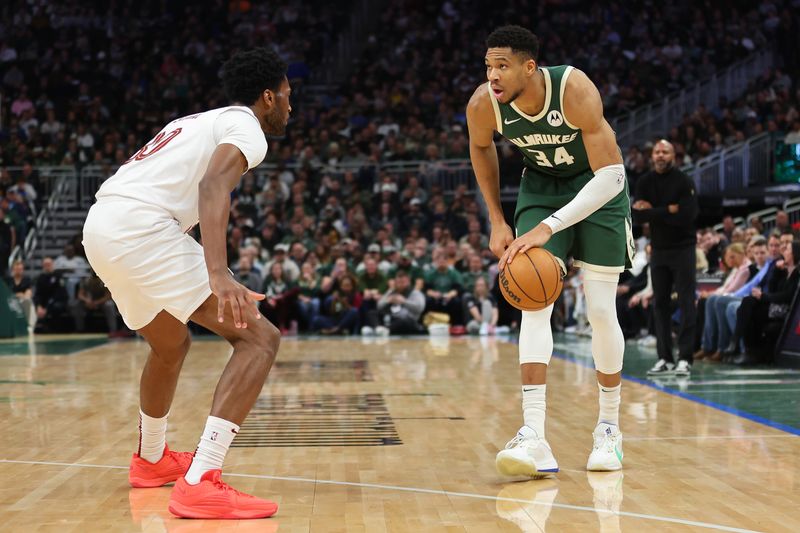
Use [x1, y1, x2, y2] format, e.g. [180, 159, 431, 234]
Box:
[0, 458, 757, 532]
[549, 350, 800, 437]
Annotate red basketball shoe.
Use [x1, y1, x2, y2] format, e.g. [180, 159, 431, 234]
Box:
[129, 445, 194, 488]
[168, 470, 278, 519]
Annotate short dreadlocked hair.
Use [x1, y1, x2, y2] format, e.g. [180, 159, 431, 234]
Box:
[221, 47, 288, 105]
[486, 25, 539, 61]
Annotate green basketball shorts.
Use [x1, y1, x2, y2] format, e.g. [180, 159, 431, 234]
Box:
[514, 169, 634, 273]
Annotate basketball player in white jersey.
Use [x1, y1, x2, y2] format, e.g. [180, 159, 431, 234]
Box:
[83, 48, 290, 519]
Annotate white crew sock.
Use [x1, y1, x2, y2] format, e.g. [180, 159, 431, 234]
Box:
[522, 385, 546, 439]
[184, 416, 240, 485]
[598, 382, 621, 426]
[138, 409, 168, 464]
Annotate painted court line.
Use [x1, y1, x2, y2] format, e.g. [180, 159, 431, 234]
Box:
[687, 388, 800, 393]
[0, 458, 757, 532]
[625, 434, 798, 441]
[548, 350, 800, 437]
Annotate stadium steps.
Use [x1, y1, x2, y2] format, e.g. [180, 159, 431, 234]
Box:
[27, 203, 91, 275]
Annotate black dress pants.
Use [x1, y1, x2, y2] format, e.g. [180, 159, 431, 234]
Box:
[651, 246, 697, 363]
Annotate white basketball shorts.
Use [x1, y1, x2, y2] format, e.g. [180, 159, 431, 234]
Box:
[82, 198, 212, 330]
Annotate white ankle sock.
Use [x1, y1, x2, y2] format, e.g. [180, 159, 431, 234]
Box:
[522, 385, 546, 439]
[598, 383, 621, 426]
[138, 409, 168, 464]
[184, 416, 240, 485]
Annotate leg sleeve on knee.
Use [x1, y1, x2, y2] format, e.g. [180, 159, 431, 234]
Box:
[519, 305, 554, 365]
[583, 274, 625, 374]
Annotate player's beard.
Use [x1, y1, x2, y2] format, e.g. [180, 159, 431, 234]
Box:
[264, 110, 287, 136]
[504, 86, 525, 104]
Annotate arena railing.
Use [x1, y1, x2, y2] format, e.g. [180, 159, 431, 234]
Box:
[7, 168, 72, 270]
[747, 207, 779, 233]
[785, 197, 800, 226]
[685, 132, 773, 196]
[250, 158, 478, 193]
[610, 50, 773, 149]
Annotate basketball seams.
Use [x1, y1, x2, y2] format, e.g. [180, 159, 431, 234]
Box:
[522, 250, 549, 304]
[504, 264, 542, 307]
[499, 248, 564, 311]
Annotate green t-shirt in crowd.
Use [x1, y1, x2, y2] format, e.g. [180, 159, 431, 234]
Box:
[358, 271, 388, 292]
[424, 267, 464, 293]
[461, 271, 488, 294]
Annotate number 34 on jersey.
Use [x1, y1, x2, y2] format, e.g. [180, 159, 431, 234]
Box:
[526, 146, 575, 168]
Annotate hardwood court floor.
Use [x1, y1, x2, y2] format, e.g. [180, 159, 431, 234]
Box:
[1, 334, 798, 532]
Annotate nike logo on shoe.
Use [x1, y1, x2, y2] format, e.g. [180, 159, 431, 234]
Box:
[504, 117, 522, 125]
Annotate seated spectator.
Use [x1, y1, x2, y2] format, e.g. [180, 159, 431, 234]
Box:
[695, 243, 752, 360]
[260, 262, 298, 334]
[233, 255, 263, 293]
[33, 257, 69, 333]
[319, 256, 352, 293]
[423, 247, 464, 326]
[358, 257, 388, 335]
[8, 169, 37, 207]
[465, 277, 499, 335]
[54, 244, 90, 301]
[773, 211, 791, 237]
[371, 270, 426, 335]
[8, 259, 35, 331]
[723, 233, 789, 360]
[69, 270, 118, 335]
[461, 253, 487, 294]
[289, 242, 308, 270]
[736, 241, 800, 365]
[701, 237, 770, 361]
[296, 262, 322, 331]
[395, 250, 425, 291]
[265, 243, 299, 282]
[357, 244, 382, 273]
[312, 274, 362, 335]
[697, 229, 724, 273]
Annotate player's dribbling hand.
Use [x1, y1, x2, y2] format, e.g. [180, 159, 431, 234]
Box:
[210, 272, 265, 329]
[489, 222, 515, 260]
[498, 222, 553, 271]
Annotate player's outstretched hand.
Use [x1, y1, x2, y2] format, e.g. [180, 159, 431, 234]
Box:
[210, 271, 265, 329]
[489, 222, 515, 260]
[498, 222, 553, 271]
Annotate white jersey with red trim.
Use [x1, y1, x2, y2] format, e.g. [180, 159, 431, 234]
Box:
[95, 106, 267, 232]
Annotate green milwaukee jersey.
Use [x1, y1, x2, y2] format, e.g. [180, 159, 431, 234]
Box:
[488, 65, 590, 179]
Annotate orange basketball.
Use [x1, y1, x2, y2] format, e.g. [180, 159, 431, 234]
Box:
[498, 248, 563, 311]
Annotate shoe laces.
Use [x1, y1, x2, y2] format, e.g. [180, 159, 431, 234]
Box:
[593, 428, 618, 452]
[209, 475, 247, 498]
[170, 450, 194, 467]
[506, 434, 540, 450]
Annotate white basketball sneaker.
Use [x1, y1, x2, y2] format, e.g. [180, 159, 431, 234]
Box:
[496, 426, 559, 478]
[586, 423, 624, 471]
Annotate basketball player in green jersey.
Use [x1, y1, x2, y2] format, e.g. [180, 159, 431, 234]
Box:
[468, 25, 630, 476]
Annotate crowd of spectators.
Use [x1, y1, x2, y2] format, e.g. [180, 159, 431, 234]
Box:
[1, 0, 797, 174]
[607, 213, 798, 366]
[2, 1, 800, 358]
[0, 0, 346, 170]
